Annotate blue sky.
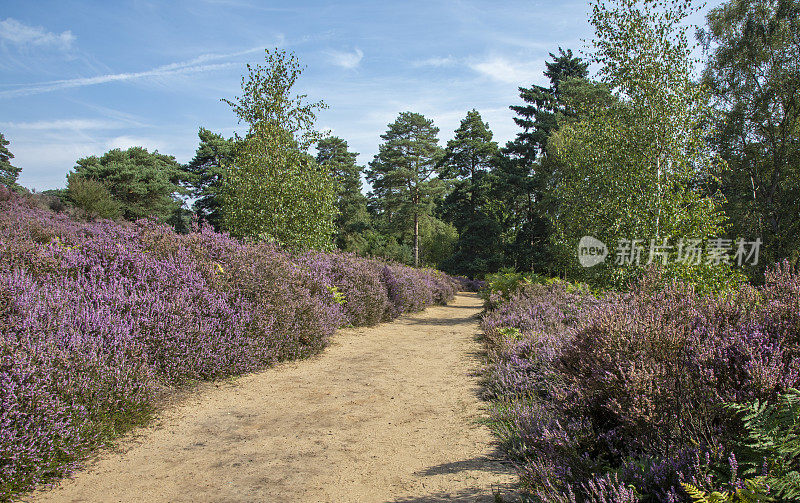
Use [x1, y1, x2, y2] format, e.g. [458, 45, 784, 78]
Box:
[1, 0, 721, 190]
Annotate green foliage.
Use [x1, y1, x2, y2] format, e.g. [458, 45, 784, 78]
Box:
[327, 285, 347, 306]
[440, 109, 499, 182]
[367, 111, 444, 266]
[480, 268, 541, 304]
[505, 48, 589, 166]
[419, 214, 458, 267]
[186, 127, 237, 230]
[659, 261, 748, 297]
[316, 136, 371, 250]
[71, 146, 188, 223]
[439, 110, 503, 277]
[0, 132, 22, 190]
[220, 49, 337, 250]
[497, 326, 523, 342]
[222, 49, 326, 151]
[682, 480, 769, 503]
[494, 49, 589, 275]
[361, 229, 413, 263]
[702, 0, 800, 275]
[728, 389, 800, 501]
[550, 0, 727, 286]
[66, 174, 122, 220]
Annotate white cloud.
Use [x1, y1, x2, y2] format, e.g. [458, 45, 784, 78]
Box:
[413, 56, 458, 68]
[468, 55, 546, 85]
[326, 48, 363, 69]
[0, 18, 75, 51]
[0, 62, 236, 99]
[105, 135, 170, 153]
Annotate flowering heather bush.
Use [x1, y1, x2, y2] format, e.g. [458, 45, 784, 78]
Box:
[481, 266, 800, 502]
[380, 264, 456, 319]
[0, 187, 456, 500]
[452, 275, 486, 292]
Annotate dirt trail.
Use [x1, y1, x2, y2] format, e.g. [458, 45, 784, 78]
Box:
[30, 293, 517, 503]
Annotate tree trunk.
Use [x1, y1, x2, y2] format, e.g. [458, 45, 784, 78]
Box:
[414, 212, 419, 268]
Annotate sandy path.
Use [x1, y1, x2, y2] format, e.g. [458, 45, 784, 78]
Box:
[29, 293, 517, 503]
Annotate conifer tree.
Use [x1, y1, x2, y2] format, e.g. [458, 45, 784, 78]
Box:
[440, 110, 503, 276]
[367, 112, 443, 267]
[316, 136, 370, 251]
[0, 132, 22, 190]
[71, 146, 188, 222]
[186, 128, 236, 230]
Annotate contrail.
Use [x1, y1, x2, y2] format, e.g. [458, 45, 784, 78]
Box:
[0, 46, 265, 99]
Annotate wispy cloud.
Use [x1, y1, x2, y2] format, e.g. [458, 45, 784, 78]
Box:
[326, 48, 363, 69]
[468, 55, 546, 85]
[413, 56, 459, 68]
[0, 119, 123, 131]
[0, 46, 265, 99]
[0, 18, 75, 51]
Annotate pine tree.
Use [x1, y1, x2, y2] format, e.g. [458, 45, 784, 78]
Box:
[186, 127, 236, 230]
[505, 48, 589, 165]
[439, 110, 503, 276]
[440, 110, 498, 217]
[495, 49, 589, 273]
[0, 132, 22, 190]
[71, 146, 189, 222]
[367, 112, 443, 267]
[316, 136, 370, 250]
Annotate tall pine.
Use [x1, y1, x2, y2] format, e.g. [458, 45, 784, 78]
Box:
[439, 110, 502, 276]
[497, 48, 589, 272]
[186, 128, 236, 230]
[367, 112, 442, 267]
[316, 136, 370, 251]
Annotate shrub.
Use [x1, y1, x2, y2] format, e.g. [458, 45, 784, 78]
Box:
[481, 264, 800, 502]
[0, 190, 456, 500]
[66, 174, 121, 220]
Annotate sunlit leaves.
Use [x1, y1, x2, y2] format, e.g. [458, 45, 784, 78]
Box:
[220, 49, 337, 250]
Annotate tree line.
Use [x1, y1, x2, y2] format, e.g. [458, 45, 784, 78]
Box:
[1, 0, 797, 285]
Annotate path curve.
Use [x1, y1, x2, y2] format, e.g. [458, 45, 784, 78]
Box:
[29, 293, 516, 503]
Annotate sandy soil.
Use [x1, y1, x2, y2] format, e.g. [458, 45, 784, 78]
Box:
[28, 293, 517, 503]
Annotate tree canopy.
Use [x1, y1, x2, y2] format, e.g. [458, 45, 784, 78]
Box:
[316, 136, 371, 251]
[220, 49, 337, 250]
[186, 127, 237, 230]
[70, 146, 188, 222]
[367, 111, 444, 266]
[0, 132, 21, 190]
[703, 0, 800, 271]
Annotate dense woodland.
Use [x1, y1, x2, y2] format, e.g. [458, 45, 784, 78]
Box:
[2, 0, 798, 288]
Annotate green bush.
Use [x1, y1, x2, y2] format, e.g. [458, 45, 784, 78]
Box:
[66, 174, 121, 220]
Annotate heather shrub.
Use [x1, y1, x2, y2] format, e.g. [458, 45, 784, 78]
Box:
[297, 251, 390, 326]
[452, 275, 486, 292]
[481, 264, 800, 502]
[381, 263, 447, 318]
[0, 190, 456, 500]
